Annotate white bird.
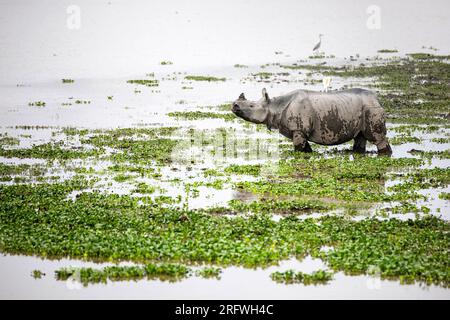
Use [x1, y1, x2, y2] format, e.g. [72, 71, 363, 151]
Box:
[322, 76, 332, 92]
[313, 34, 323, 53]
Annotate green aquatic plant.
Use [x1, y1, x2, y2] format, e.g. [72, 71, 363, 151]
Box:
[113, 174, 134, 183]
[390, 135, 421, 145]
[28, 101, 46, 107]
[31, 270, 45, 279]
[185, 75, 226, 82]
[189, 178, 229, 190]
[408, 149, 450, 159]
[167, 111, 235, 121]
[236, 155, 425, 203]
[377, 49, 398, 53]
[133, 182, 156, 194]
[0, 176, 448, 287]
[0, 136, 20, 146]
[224, 164, 261, 176]
[74, 100, 91, 104]
[228, 199, 334, 214]
[55, 263, 190, 286]
[0, 142, 103, 160]
[62, 79, 74, 83]
[81, 127, 179, 165]
[439, 192, 450, 200]
[0, 163, 45, 178]
[127, 79, 159, 87]
[252, 72, 273, 79]
[196, 267, 222, 279]
[271, 269, 333, 285]
[376, 202, 430, 216]
[431, 137, 450, 144]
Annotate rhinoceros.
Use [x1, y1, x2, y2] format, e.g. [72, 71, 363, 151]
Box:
[231, 88, 392, 155]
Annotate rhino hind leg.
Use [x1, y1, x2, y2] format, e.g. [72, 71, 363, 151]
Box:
[352, 132, 367, 153]
[293, 131, 313, 152]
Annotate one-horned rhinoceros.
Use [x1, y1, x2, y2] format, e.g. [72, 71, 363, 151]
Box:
[231, 88, 392, 155]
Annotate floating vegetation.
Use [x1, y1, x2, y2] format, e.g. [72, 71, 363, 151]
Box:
[236, 155, 425, 203]
[0, 142, 103, 160]
[167, 111, 235, 121]
[439, 192, 450, 200]
[377, 49, 398, 53]
[62, 79, 74, 83]
[0, 174, 448, 287]
[271, 270, 333, 285]
[127, 79, 159, 87]
[133, 182, 156, 194]
[113, 174, 134, 183]
[308, 55, 326, 59]
[376, 202, 430, 216]
[196, 267, 222, 279]
[0, 136, 19, 146]
[160, 61, 173, 65]
[31, 270, 45, 279]
[225, 164, 261, 176]
[227, 198, 335, 214]
[408, 149, 450, 159]
[185, 75, 226, 82]
[431, 137, 450, 144]
[74, 100, 91, 104]
[251, 72, 273, 80]
[28, 101, 46, 107]
[55, 263, 190, 286]
[390, 135, 421, 145]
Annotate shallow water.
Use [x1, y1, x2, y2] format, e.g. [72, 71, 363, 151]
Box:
[1, 254, 449, 299]
[1, 0, 450, 84]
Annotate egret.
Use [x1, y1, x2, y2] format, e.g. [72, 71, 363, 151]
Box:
[322, 76, 332, 92]
[313, 34, 323, 53]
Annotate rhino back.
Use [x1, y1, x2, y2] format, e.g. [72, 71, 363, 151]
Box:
[284, 89, 379, 145]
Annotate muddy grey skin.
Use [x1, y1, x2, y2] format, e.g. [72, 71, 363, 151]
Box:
[231, 88, 392, 155]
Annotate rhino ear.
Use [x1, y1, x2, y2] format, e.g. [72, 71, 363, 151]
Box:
[262, 88, 270, 102]
[239, 93, 246, 100]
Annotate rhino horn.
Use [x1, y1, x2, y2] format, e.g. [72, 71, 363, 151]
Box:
[239, 93, 246, 100]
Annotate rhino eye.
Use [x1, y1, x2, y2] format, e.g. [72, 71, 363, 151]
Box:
[250, 105, 254, 108]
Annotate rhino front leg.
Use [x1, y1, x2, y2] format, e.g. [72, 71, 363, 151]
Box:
[364, 106, 392, 156]
[352, 132, 367, 153]
[293, 131, 312, 152]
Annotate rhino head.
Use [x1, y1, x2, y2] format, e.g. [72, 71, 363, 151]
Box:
[231, 88, 271, 124]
